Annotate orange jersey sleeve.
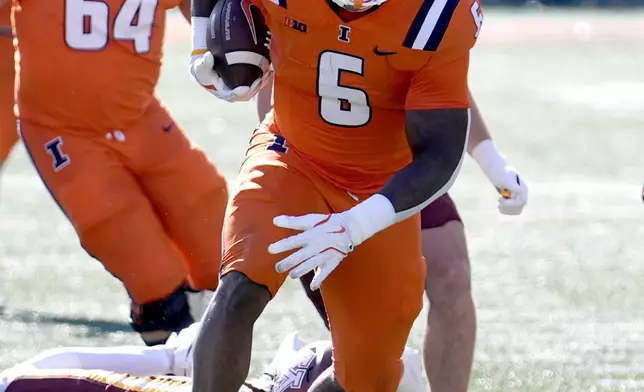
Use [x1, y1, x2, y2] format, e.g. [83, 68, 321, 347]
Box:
[405, 52, 470, 110]
[405, 0, 480, 110]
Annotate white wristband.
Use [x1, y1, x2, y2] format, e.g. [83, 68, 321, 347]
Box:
[191, 17, 209, 51]
[470, 139, 507, 180]
[344, 194, 396, 246]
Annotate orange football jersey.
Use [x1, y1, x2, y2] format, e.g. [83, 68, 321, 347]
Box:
[0, 1, 18, 163]
[12, 0, 182, 131]
[0, 1, 9, 24]
[257, 0, 481, 193]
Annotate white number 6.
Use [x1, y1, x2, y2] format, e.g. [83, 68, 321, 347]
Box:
[317, 51, 371, 128]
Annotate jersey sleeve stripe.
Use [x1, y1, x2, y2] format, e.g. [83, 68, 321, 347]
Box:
[403, 0, 460, 51]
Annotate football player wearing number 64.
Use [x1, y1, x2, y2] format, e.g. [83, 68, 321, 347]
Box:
[8, 0, 229, 346]
[189, 0, 493, 391]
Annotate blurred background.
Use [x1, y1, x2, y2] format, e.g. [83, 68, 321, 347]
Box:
[487, 0, 644, 6]
[1, 1, 643, 391]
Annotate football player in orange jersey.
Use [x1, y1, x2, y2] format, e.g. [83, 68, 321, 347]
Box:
[9, 0, 228, 346]
[256, 79, 529, 391]
[0, 2, 17, 174]
[189, 0, 484, 390]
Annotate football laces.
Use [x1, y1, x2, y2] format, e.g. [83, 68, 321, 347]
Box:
[264, 30, 272, 50]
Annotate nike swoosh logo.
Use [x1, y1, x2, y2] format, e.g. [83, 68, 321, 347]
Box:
[374, 46, 397, 56]
[313, 214, 333, 228]
[162, 123, 174, 132]
[240, 0, 259, 46]
[327, 227, 346, 234]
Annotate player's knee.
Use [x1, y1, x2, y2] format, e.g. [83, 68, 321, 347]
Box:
[129, 285, 194, 346]
[213, 272, 271, 322]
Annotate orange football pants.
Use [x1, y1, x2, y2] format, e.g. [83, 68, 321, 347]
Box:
[18, 100, 228, 304]
[222, 122, 426, 392]
[0, 4, 17, 164]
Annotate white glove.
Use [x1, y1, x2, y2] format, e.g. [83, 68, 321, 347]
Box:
[471, 139, 529, 216]
[269, 213, 357, 291]
[189, 50, 264, 102]
[164, 322, 201, 377]
[189, 17, 266, 103]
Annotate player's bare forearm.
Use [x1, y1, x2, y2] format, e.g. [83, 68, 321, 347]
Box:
[466, 92, 491, 153]
[379, 108, 469, 216]
[192, 0, 219, 17]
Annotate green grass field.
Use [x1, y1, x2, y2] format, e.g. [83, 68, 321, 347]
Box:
[1, 8, 643, 392]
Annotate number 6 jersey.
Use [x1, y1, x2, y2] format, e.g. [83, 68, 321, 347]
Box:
[12, 0, 182, 131]
[257, 0, 482, 194]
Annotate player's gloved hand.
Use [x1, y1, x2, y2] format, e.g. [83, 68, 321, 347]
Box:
[471, 139, 529, 216]
[165, 322, 201, 377]
[189, 17, 268, 103]
[269, 213, 359, 291]
[189, 50, 265, 102]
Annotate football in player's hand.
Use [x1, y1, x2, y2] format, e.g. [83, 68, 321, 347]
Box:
[207, 0, 271, 89]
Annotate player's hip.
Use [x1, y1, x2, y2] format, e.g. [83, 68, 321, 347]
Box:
[16, 78, 160, 133]
[228, 132, 425, 295]
[244, 127, 408, 196]
[16, 98, 200, 164]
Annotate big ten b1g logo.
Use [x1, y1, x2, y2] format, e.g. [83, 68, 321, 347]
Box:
[284, 16, 308, 33]
[471, 0, 483, 39]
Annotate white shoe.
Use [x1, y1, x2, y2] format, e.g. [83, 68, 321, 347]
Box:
[266, 331, 308, 375]
[165, 322, 201, 377]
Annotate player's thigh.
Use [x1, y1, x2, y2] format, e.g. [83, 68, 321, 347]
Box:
[0, 113, 17, 163]
[18, 120, 185, 303]
[321, 214, 425, 391]
[131, 99, 227, 211]
[420, 193, 462, 230]
[422, 221, 471, 304]
[222, 131, 329, 297]
[132, 101, 228, 290]
[420, 193, 471, 299]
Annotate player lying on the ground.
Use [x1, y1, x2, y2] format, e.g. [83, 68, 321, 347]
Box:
[0, 325, 424, 392]
[0, 2, 17, 174]
[9, 0, 227, 345]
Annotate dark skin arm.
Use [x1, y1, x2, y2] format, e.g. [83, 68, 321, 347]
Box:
[379, 108, 469, 213]
[191, 0, 219, 17]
